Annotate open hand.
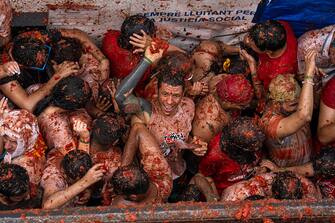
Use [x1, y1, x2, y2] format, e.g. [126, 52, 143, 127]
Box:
[73, 119, 90, 140]
[129, 30, 152, 54]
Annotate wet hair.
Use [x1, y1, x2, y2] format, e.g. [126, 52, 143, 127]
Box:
[118, 14, 156, 50]
[313, 146, 335, 179]
[51, 37, 83, 64]
[157, 67, 185, 89]
[245, 195, 266, 201]
[0, 163, 29, 197]
[12, 37, 47, 68]
[91, 115, 127, 146]
[249, 20, 286, 51]
[222, 55, 249, 75]
[179, 184, 202, 202]
[34, 76, 92, 116]
[111, 165, 150, 196]
[61, 150, 93, 181]
[272, 171, 303, 200]
[221, 116, 265, 164]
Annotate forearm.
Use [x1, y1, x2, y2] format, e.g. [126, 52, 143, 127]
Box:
[279, 162, 314, 177]
[115, 58, 151, 106]
[121, 124, 141, 166]
[43, 178, 90, 209]
[78, 137, 90, 153]
[296, 80, 314, 122]
[191, 175, 219, 201]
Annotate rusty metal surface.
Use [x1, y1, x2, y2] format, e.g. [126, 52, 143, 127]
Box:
[0, 199, 335, 222]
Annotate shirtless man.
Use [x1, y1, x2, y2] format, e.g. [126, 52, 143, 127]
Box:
[41, 149, 105, 209]
[199, 117, 265, 195]
[36, 76, 92, 153]
[221, 171, 320, 201]
[192, 74, 254, 142]
[76, 115, 127, 205]
[115, 43, 207, 181]
[111, 123, 172, 205]
[259, 50, 316, 168]
[0, 28, 108, 112]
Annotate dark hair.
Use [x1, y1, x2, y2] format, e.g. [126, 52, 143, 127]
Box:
[179, 184, 202, 202]
[61, 150, 93, 181]
[249, 20, 286, 51]
[92, 115, 127, 146]
[118, 14, 155, 50]
[51, 37, 83, 64]
[313, 146, 335, 179]
[222, 55, 248, 75]
[272, 171, 303, 200]
[12, 37, 47, 68]
[245, 195, 266, 201]
[221, 116, 265, 164]
[111, 165, 150, 196]
[34, 76, 92, 116]
[155, 52, 191, 88]
[0, 163, 29, 197]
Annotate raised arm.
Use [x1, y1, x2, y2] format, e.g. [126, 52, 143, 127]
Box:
[42, 163, 104, 209]
[115, 43, 163, 115]
[0, 61, 78, 112]
[275, 50, 316, 138]
[59, 28, 110, 80]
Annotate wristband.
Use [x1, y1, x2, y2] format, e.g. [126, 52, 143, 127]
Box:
[79, 138, 90, 144]
[302, 80, 314, 86]
[143, 56, 153, 64]
[304, 75, 314, 80]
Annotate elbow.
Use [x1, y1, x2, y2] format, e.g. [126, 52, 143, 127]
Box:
[42, 201, 54, 210]
[297, 110, 312, 123]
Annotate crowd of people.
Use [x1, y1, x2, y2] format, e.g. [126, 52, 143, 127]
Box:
[1, 0, 335, 210]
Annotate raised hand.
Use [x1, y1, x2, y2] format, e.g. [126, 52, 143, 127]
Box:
[144, 42, 164, 64]
[73, 119, 90, 140]
[96, 96, 113, 112]
[240, 49, 257, 75]
[129, 30, 152, 54]
[82, 163, 106, 185]
[188, 81, 209, 96]
[53, 61, 80, 79]
[2, 61, 20, 75]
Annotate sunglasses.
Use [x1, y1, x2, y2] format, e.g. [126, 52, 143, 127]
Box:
[29, 45, 52, 71]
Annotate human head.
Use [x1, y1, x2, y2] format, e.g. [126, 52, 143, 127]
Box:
[34, 76, 92, 116]
[313, 146, 335, 179]
[2, 110, 39, 160]
[91, 115, 127, 147]
[0, 163, 30, 205]
[191, 40, 222, 80]
[157, 68, 185, 116]
[118, 14, 156, 50]
[179, 184, 202, 202]
[12, 37, 49, 69]
[245, 20, 286, 53]
[268, 74, 301, 114]
[222, 55, 249, 76]
[155, 51, 192, 80]
[272, 171, 303, 200]
[221, 116, 265, 164]
[61, 150, 92, 182]
[51, 37, 83, 64]
[216, 75, 254, 109]
[111, 165, 150, 201]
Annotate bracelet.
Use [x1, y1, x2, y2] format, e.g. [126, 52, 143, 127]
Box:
[304, 75, 314, 80]
[79, 138, 90, 144]
[143, 56, 153, 64]
[302, 80, 314, 86]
